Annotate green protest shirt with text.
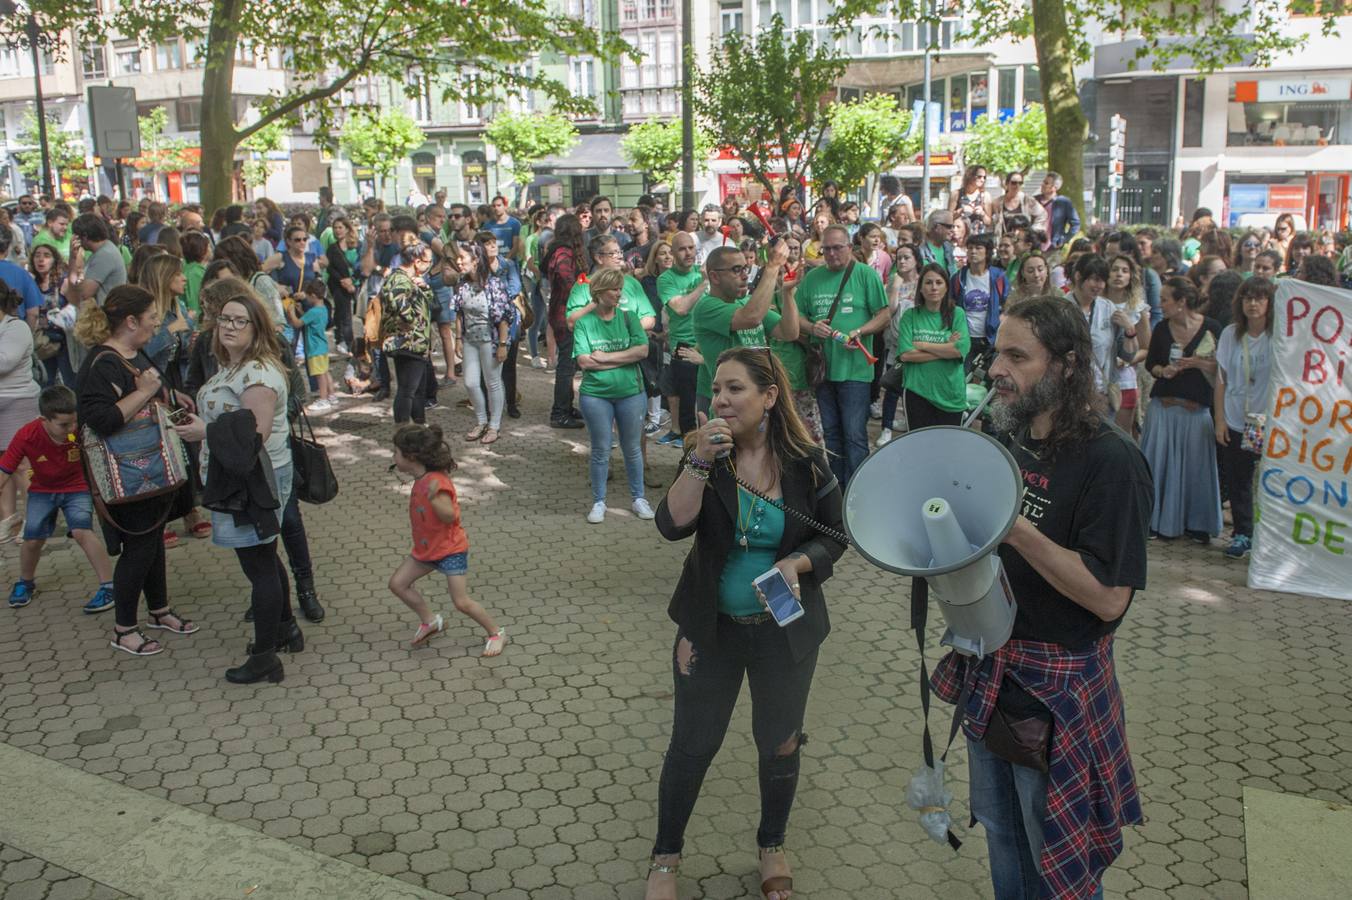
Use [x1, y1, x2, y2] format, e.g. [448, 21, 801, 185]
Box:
[896, 305, 971, 413]
[566, 275, 656, 321]
[572, 308, 649, 399]
[691, 293, 781, 397]
[657, 267, 703, 345]
[795, 263, 888, 383]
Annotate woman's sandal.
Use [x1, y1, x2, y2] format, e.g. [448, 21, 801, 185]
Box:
[190, 521, 213, 538]
[759, 845, 793, 900]
[110, 627, 163, 657]
[465, 424, 488, 441]
[480, 428, 500, 446]
[645, 856, 678, 900]
[146, 608, 200, 635]
[482, 629, 507, 657]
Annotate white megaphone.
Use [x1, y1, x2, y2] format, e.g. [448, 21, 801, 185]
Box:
[844, 425, 1023, 658]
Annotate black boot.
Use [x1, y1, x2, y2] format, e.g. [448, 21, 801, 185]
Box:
[243, 605, 254, 623]
[250, 619, 303, 654]
[225, 650, 284, 684]
[296, 578, 325, 622]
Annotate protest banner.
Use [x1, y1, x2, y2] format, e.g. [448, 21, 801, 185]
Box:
[1249, 279, 1352, 601]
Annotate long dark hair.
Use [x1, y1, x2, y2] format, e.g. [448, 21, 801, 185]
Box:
[544, 213, 586, 274]
[916, 262, 956, 330]
[999, 295, 1105, 458]
[213, 235, 261, 280]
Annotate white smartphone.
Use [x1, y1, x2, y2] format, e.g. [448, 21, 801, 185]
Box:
[754, 567, 805, 627]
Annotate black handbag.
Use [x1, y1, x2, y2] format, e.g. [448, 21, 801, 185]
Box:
[805, 262, 854, 388]
[982, 704, 1052, 773]
[288, 409, 338, 504]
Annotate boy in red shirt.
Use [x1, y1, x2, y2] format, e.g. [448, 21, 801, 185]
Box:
[1, 385, 114, 612]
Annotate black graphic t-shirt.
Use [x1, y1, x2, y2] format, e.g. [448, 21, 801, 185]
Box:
[1000, 420, 1153, 650]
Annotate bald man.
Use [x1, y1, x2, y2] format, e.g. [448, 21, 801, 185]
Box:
[656, 232, 707, 439]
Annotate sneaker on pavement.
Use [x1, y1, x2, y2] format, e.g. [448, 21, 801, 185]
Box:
[643, 419, 663, 436]
[632, 498, 656, 520]
[532, 357, 548, 369]
[586, 502, 607, 524]
[657, 431, 683, 446]
[550, 416, 585, 429]
[335, 342, 350, 355]
[8, 579, 35, 608]
[83, 585, 115, 614]
[869, 400, 883, 420]
[1224, 534, 1252, 559]
[876, 428, 893, 448]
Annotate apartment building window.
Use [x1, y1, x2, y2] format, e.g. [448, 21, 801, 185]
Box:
[81, 45, 107, 79]
[407, 73, 432, 124]
[0, 48, 19, 78]
[458, 73, 484, 123]
[623, 93, 640, 116]
[660, 89, 677, 114]
[38, 50, 54, 75]
[570, 57, 596, 100]
[721, 3, 744, 33]
[644, 0, 657, 18]
[622, 0, 637, 22]
[997, 67, 1017, 119]
[184, 39, 205, 68]
[156, 41, 182, 71]
[507, 62, 536, 113]
[176, 98, 201, 130]
[235, 42, 255, 66]
[115, 44, 141, 75]
[659, 33, 677, 85]
[622, 55, 639, 89]
[640, 33, 657, 86]
[1023, 65, 1041, 105]
[660, 0, 674, 16]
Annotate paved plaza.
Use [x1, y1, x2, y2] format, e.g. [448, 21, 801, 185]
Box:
[3, 364, 1351, 899]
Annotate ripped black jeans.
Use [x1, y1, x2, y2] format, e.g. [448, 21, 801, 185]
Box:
[653, 615, 819, 855]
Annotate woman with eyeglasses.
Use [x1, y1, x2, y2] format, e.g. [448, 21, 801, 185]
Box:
[991, 171, 1048, 240]
[1270, 213, 1296, 262]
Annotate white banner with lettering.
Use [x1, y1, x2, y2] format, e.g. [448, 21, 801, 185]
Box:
[1249, 279, 1352, 601]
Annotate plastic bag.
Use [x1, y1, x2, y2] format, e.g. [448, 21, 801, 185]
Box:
[907, 761, 955, 846]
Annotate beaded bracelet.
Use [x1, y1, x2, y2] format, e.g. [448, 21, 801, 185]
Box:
[686, 453, 713, 472]
[683, 465, 710, 482]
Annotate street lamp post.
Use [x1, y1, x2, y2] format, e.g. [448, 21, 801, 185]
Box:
[0, 1, 52, 198]
[680, 0, 695, 210]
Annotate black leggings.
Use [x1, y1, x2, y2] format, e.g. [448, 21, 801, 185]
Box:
[904, 390, 962, 429]
[392, 353, 428, 424]
[502, 338, 520, 411]
[113, 528, 169, 628]
[653, 617, 818, 855]
[235, 543, 294, 653]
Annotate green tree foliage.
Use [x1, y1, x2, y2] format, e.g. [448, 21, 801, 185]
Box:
[961, 104, 1047, 178]
[691, 13, 845, 196]
[485, 110, 578, 202]
[135, 106, 196, 177]
[812, 94, 920, 192]
[619, 117, 713, 191]
[8, 1, 627, 213]
[239, 121, 287, 190]
[339, 109, 426, 203]
[829, 0, 1341, 221]
[14, 109, 87, 185]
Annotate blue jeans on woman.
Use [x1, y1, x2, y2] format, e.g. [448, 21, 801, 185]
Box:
[967, 738, 1104, 900]
[578, 391, 646, 503]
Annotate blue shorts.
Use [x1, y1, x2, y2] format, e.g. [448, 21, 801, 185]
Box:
[422, 551, 468, 576]
[433, 287, 456, 326]
[24, 490, 94, 540]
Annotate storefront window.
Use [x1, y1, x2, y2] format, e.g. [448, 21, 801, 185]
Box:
[948, 76, 967, 131]
[1228, 77, 1352, 146]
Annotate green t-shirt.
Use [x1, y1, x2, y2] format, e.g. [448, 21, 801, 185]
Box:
[896, 305, 971, 413]
[924, 241, 948, 272]
[319, 227, 336, 251]
[566, 275, 656, 321]
[572, 307, 649, 399]
[657, 267, 703, 346]
[32, 229, 72, 263]
[769, 291, 808, 391]
[691, 293, 782, 397]
[181, 260, 206, 316]
[119, 244, 132, 269]
[795, 263, 888, 383]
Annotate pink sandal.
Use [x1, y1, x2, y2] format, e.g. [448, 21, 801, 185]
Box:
[411, 614, 444, 647]
[482, 629, 507, 657]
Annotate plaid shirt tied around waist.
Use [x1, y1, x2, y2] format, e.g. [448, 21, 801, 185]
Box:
[932, 636, 1142, 899]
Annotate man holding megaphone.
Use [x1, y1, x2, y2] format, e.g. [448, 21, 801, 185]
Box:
[930, 295, 1153, 899]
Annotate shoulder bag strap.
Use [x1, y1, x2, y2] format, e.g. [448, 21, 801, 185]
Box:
[821, 261, 854, 329]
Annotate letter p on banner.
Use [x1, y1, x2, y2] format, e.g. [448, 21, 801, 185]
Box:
[1250, 279, 1352, 601]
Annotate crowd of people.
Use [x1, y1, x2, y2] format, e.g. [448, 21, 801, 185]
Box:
[0, 177, 1346, 900]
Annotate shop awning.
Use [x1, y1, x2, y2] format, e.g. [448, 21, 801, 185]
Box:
[838, 53, 993, 91]
[535, 133, 630, 176]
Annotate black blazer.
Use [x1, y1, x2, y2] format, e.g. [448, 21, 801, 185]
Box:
[655, 449, 846, 662]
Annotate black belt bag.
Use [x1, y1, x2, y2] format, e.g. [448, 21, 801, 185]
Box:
[982, 705, 1051, 773]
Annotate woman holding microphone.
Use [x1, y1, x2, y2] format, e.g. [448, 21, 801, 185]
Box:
[647, 346, 845, 900]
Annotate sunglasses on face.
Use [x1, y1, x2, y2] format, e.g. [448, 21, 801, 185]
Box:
[1009, 179, 1023, 186]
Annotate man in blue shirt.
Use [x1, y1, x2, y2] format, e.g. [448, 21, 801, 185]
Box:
[0, 226, 44, 329]
[1036, 171, 1081, 249]
[14, 194, 42, 246]
[483, 195, 522, 260]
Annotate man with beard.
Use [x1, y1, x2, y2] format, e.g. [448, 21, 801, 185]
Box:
[931, 295, 1152, 900]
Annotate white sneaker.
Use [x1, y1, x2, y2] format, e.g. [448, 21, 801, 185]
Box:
[876, 428, 892, 448]
[336, 342, 350, 355]
[586, 502, 606, 524]
[632, 498, 655, 520]
[869, 400, 883, 420]
[532, 357, 548, 369]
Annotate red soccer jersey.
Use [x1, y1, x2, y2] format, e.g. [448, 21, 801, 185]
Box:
[409, 471, 469, 562]
[0, 419, 88, 493]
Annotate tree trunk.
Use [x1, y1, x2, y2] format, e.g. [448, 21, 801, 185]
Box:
[199, 0, 241, 215]
[1031, 0, 1089, 230]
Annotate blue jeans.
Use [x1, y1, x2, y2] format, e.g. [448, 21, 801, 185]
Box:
[967, 738, 1104, 900]
[815, 379, 871, 485]
[578, 391, 646, 504]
